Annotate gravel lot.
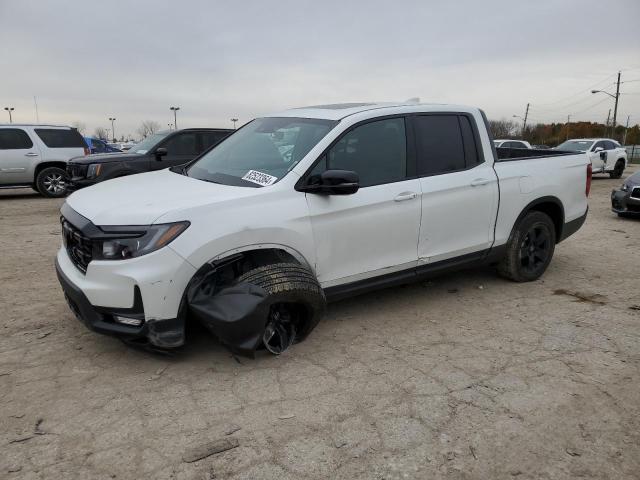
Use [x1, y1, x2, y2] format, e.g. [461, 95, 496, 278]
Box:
[1, 165, 639, 479]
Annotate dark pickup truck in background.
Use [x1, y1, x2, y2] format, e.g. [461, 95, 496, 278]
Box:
[67, 128, 233, 189]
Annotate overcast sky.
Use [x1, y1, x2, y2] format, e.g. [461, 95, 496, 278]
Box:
[1, 0, 639, 139]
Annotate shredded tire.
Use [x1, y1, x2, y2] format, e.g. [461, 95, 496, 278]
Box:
[237, 263, 326, 347]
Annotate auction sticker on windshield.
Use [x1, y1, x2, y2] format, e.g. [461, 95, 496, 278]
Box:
[242, 170, 278, 186]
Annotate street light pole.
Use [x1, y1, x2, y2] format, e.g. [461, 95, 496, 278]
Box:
[230, 118, 238, 129]
[4, 107, 15, 123]
[108, 117, 116, 142]
[170, 107, 180, 130]
[566, 115, 571, 141]
[623, 115, 631, 145]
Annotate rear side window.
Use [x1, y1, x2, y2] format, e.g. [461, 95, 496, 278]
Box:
[35, 129, 86, 148]
[459, 115, 480, 165]
[0, 129, 33, 149]
[202, 131, 230, 150]
[321, 117, 407, 188]
[415, 115, 466, 176]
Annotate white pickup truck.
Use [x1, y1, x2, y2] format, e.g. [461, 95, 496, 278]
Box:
[56, 102, 590, 355]
[556, 138, 627, 178]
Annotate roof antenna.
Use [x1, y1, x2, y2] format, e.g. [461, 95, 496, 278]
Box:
[404, 97, 420, 104]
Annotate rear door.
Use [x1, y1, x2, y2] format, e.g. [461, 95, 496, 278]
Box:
[304, 116, 422, 286]
[0, 128, 41, 184]
[414, 113, 499, 264]
[34, 128, 86, 161]
[152, 131, 200, 169]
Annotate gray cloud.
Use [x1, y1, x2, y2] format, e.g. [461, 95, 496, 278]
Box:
[1, 0, 639, 138]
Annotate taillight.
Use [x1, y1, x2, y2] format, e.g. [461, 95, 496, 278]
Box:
[586, 163, 592, 197]
[83, 146, 90, 155]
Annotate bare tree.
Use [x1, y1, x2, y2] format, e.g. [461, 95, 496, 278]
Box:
[488, 118, 519, 139]
[136, 120, 161, 139]
[94, 127, 109, 141]
[71, 121, 86, 135]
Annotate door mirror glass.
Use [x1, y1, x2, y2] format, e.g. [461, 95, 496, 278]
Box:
[300, 169, 359, 195]
[155, 147, 168, 160]
[593, 146, 604, 153]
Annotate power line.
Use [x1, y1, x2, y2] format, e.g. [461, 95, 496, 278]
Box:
[532, 73, 618, 107]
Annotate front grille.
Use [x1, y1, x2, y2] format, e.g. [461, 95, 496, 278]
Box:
[67, 164, 87, 178]
[61, 217, 93, 273]
[631, 187, 640, 200]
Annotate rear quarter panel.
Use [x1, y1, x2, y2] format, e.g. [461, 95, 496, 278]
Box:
[493, 153, 588, 246]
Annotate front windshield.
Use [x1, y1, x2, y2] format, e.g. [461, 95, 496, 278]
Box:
[130, 132, 170, 154]
[556, 140, 594, 152]
[186, 117, 337, 187]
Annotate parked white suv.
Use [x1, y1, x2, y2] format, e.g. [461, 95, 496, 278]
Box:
[556, 138, 627, 178]
[0, 124, 88, 197]
[56, 102, 590, 356]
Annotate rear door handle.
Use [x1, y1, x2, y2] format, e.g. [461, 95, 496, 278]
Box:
[25, 152, 39, 157]
[470, 178, 491, 187]
[394, 192, 418, 202]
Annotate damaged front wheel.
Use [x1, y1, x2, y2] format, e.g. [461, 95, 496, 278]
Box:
[237, 263, 326, 355]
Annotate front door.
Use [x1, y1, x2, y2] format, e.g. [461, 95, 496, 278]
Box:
[152, 131, 200, 170]
[0, 128, 40, 185]
[304, 117, 422, 287]
[589, 140, 606, 172]
[413, 114, 499, 263]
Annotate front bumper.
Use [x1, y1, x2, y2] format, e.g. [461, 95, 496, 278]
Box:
[55, 245, 196, 348]
[611, 188, 640, 216]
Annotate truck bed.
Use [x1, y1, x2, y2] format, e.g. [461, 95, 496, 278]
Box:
[495, 147, 575, 161]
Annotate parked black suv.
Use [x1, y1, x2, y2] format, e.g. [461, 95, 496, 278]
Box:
[67, 128, 233, 189]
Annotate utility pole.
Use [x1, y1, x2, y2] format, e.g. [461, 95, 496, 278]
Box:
[605, 109, 611, 137]
[108, 117, 116, 142]
[566, 115, 571, 141]
[4, 107, 14, 123]
[33, 97, 39, 123]
[623, 115, 631, 145]
[612, 71, 621, 137]
[522, 103, 529, 137]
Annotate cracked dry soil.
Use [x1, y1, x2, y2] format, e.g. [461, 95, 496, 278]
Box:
[1, 165, 639, 479]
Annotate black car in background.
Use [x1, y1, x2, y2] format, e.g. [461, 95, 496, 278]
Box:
[611, 170, 640, 217]
[67, 128, 233, 189]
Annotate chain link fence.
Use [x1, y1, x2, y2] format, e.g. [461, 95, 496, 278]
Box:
[625, 145, 640, 163]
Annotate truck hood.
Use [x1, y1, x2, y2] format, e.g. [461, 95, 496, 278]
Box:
[65, 169, 260, 225]
[69, 152, 142, 164]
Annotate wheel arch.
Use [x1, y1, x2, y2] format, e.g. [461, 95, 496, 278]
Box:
[34, 161, 68, 179]
[513, 196, 565, 243]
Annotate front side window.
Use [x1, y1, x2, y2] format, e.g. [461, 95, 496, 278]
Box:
[592, 141, 605, 151]
[0, 129, 33, 149]
[163, 132, 198, 155]
[311, 117, 407, 188]
[187, 117, 336, 187]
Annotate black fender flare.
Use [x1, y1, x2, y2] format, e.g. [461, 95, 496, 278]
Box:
[511, 196, 565, 243]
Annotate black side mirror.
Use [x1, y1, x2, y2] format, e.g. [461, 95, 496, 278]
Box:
[600, 151, 607, 160]
[155, 147, 168, 161]
[298, 169, 359, 195]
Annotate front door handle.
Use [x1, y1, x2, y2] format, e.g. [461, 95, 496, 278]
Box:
[394, 192, 418, 202]
[25, 152, 39, 157]
[471, 178, 491, 187]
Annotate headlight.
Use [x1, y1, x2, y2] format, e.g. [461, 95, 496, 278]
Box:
[95, 221, 190, 260]
[87, 163, 103, 178]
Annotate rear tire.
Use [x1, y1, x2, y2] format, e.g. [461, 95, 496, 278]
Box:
[498, 211, 556, 282]
[609, 160, 624, 179]
[236, 263, 325, 354]
[36, 167, 69, 198]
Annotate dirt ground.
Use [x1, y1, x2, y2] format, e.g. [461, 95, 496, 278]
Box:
[1, 165, 639, 480]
